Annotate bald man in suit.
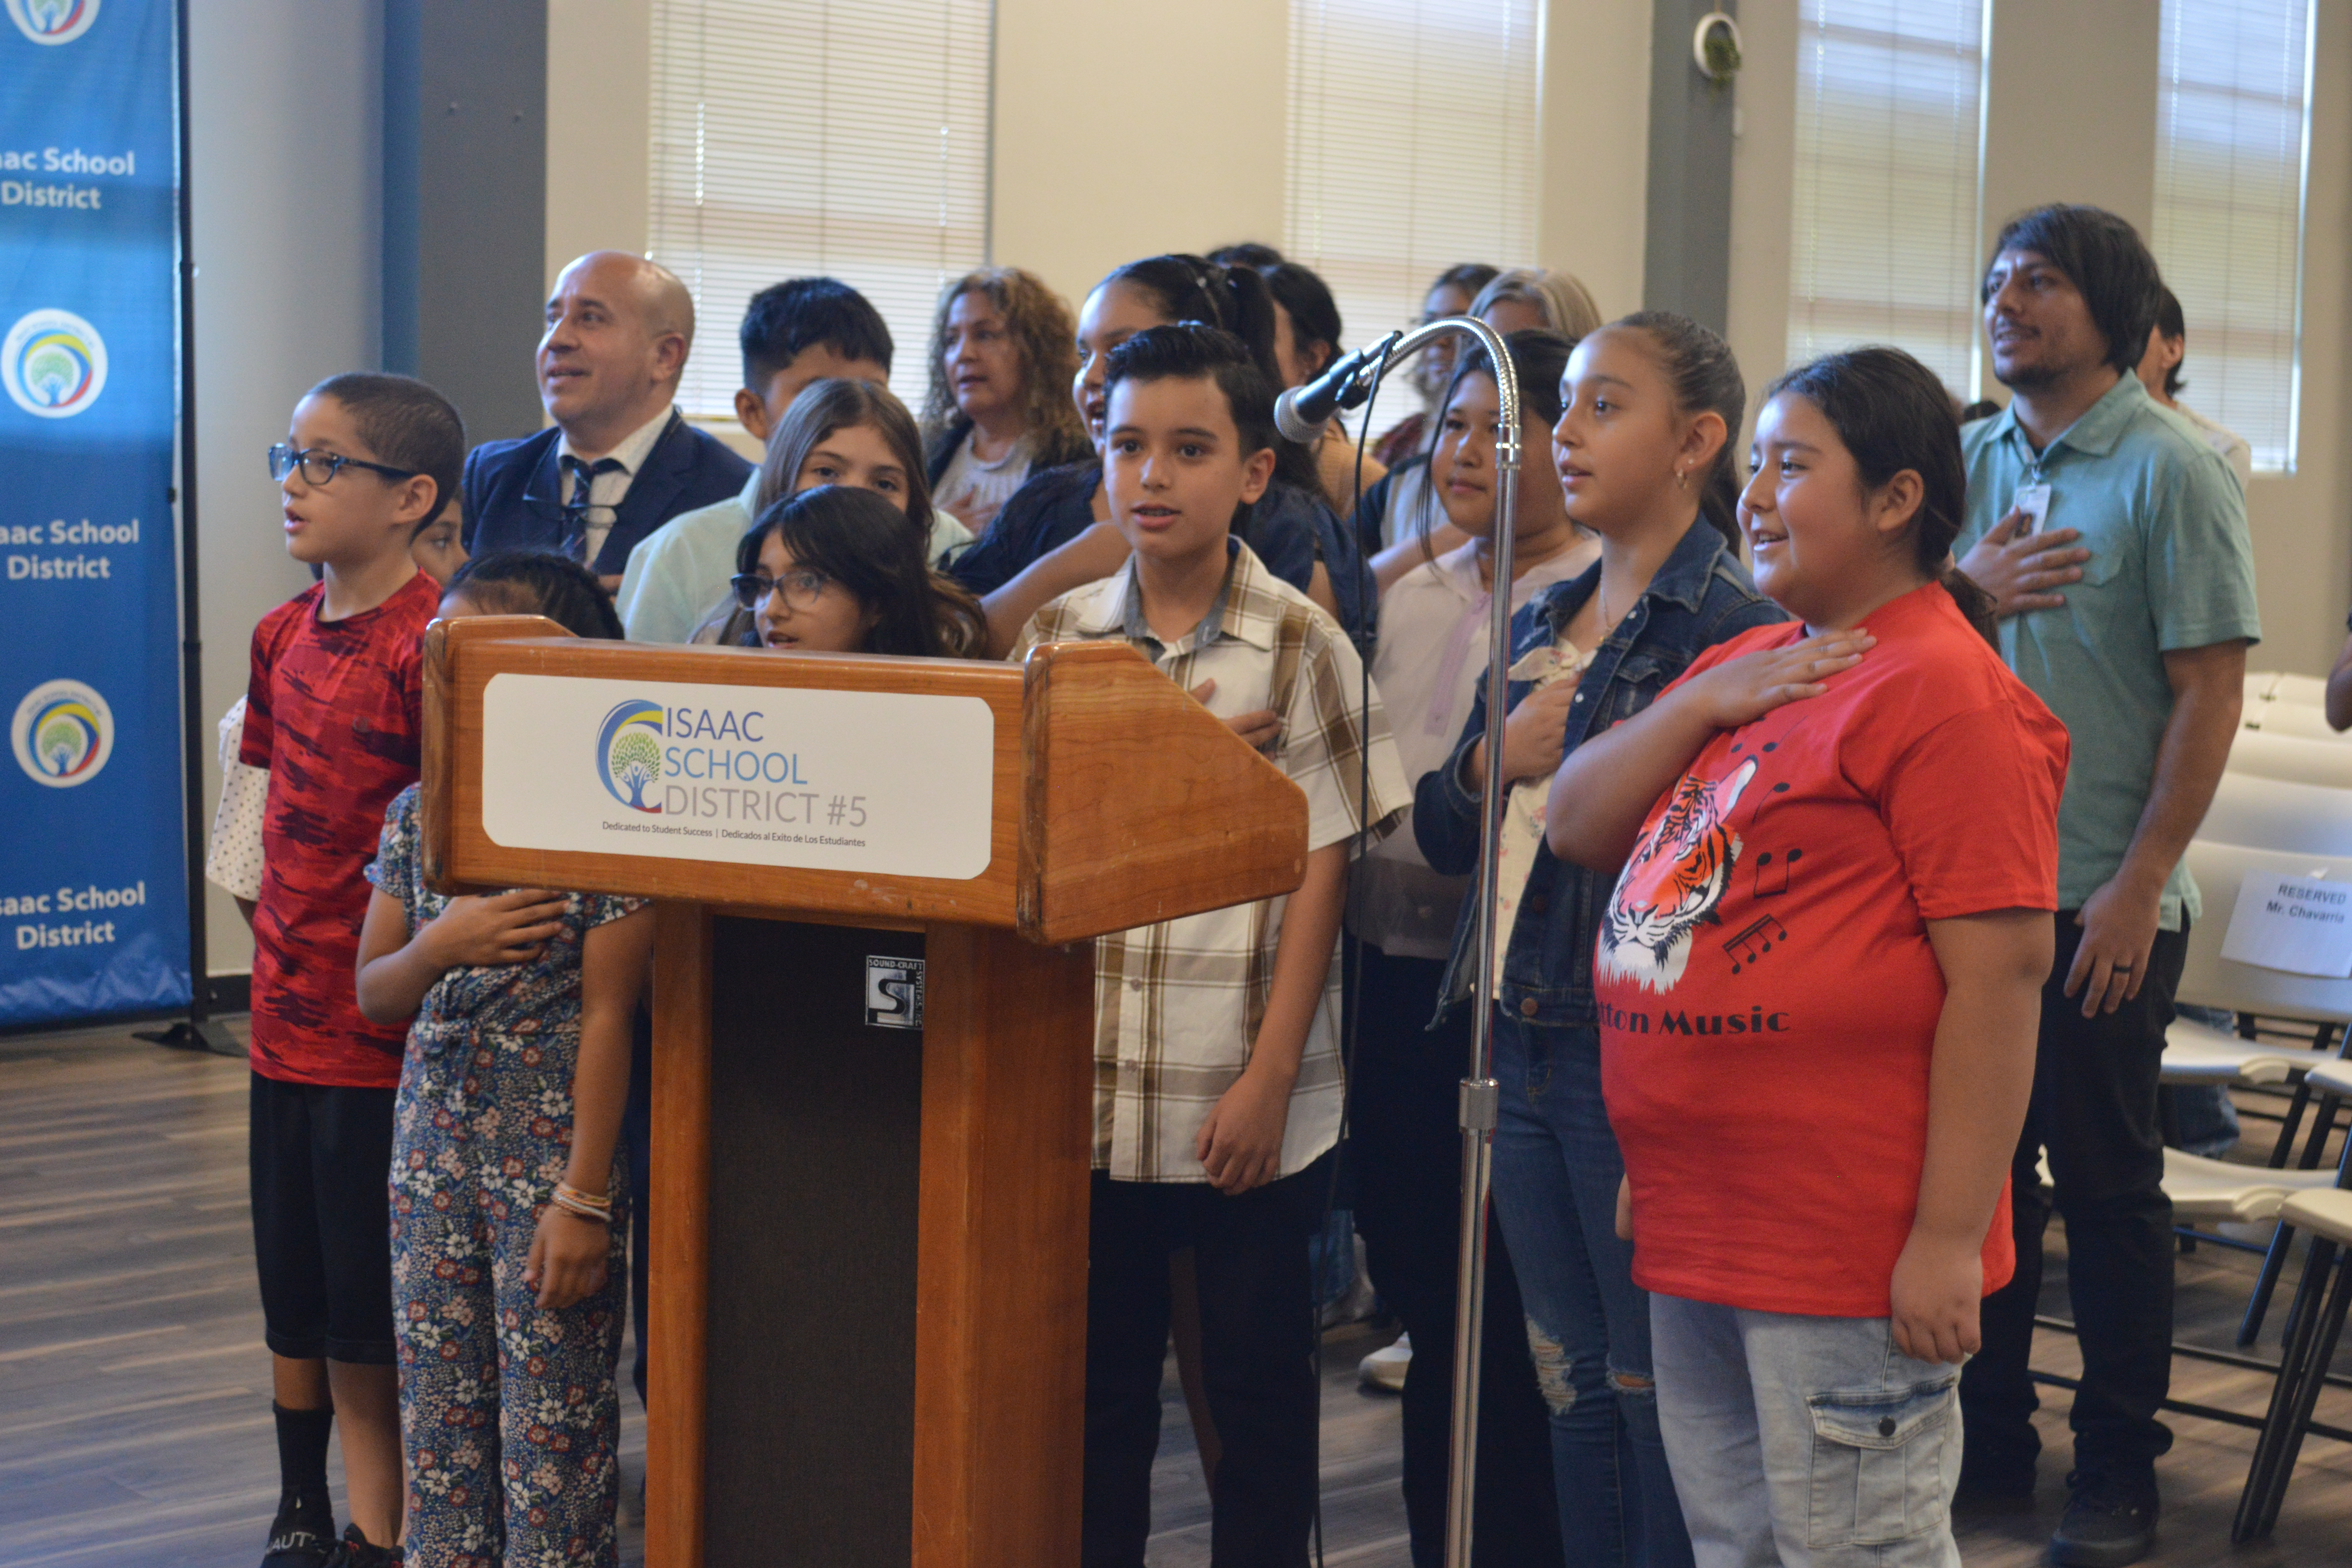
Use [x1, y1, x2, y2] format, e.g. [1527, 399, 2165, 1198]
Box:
[463, 250, 751, 592]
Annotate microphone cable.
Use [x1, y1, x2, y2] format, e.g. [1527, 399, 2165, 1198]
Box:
[1310, 332, 1401, 1568]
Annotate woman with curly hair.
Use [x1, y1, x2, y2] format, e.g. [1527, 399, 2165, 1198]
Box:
[922, 267, 1094, 534]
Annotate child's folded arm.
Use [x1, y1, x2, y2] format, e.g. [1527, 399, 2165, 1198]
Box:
[352, 886, 570, 1025]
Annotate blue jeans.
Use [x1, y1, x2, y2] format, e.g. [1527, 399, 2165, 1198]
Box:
[1489, 1013, 1691, 1568]
[1650, 1296, 1963, 1568]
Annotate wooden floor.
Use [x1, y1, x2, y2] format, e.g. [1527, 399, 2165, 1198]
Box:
[4, 1023, 2351, 1566]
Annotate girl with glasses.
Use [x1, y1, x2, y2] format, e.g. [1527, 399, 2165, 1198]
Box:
[689, 378, 968, 646]
[728, 485, 986, 657]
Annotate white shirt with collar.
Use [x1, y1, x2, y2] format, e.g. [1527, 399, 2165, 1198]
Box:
[1010, 541, 1412, 1183]
[557, 404, 677, 566]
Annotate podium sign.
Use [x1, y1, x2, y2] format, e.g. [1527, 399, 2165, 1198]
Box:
[477, 672, 996, 878]
[423, 618, 1310, 1568]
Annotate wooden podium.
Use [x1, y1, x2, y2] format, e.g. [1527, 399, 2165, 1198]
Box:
[419, 616, 1309, 1568]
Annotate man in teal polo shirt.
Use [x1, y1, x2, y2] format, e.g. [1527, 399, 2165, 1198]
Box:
[1952, 205, 2258, 1568]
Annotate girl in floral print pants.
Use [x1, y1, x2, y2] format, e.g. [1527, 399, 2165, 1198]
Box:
[359, 784, 652, 1566]
[353, 557, 654, 1565]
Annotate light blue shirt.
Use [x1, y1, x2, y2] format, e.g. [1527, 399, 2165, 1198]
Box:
[1956, 372, 2260, 926]
[615, 472, 759, 644]
[615, 472, 973, 644]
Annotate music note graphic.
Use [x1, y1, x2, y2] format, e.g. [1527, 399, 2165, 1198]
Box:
[1753, 845, 1802, 897]
[1722, 915, 1789, 974]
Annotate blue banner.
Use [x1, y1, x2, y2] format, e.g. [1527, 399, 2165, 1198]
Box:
[0, 0, 189, 1023]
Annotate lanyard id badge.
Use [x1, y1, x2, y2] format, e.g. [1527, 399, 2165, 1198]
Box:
[2013, 482, 2052, 534]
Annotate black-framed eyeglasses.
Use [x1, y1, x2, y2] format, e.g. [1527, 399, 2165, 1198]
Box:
[730, 568, 833, 612]
[268, 443, 420, 486]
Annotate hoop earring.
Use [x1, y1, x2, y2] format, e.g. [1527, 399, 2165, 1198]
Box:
[1673, 467, 1688, 490]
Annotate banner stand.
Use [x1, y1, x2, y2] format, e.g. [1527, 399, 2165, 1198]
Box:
[134, 0, 238, 1059]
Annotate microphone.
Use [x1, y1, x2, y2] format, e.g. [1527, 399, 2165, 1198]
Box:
[1273, 330, 1403, 445]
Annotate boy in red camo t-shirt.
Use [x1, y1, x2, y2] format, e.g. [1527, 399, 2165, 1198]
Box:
[241, 373, 460, 1568]
[1550, 350, 2064, 1568]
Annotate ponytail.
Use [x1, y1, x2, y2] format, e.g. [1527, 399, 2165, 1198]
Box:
[1940, 562, 2000, 646]
[1610, 311, 1745, 550]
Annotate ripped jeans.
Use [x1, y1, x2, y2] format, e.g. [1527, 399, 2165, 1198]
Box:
[1650, 1296, 1963, 1568]
[1489, 1014, 1691, 1568]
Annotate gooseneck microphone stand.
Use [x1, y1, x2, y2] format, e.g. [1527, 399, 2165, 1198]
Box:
[1279, 315, 1519, 1568]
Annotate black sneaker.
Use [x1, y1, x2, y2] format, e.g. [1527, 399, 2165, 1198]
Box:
[2049, 1472, 2159, 1568]
[320, 1524, 401, 1568]
[259, 1490, 335, 1568]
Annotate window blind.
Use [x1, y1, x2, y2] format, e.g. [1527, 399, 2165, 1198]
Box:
[1786, 0, 1989, 399]
[2154, 0, 2312, 474]
[647, 0, 992, 419]
[1284, 0, 1539, 439]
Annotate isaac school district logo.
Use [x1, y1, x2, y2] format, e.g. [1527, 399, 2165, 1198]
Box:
[3, 310, 107, 418]
[6, 0, 99, 44]
[597, 699, 665, 812]
[12, 679, 112, 788]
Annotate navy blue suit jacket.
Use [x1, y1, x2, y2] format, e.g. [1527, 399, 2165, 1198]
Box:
[461, 412, 753, 577]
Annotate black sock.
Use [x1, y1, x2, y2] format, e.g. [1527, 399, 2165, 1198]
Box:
[271, 1402, 334, 1516]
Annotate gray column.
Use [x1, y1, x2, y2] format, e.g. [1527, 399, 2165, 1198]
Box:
[383, 0, 548, 444]
[1644, 0, 1738, 330]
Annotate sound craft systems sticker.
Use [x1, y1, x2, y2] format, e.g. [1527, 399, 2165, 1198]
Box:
[479, 673, 995, 880]
[865, 956, 924, 1029]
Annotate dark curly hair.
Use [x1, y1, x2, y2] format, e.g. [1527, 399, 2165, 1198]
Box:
[920, 267, 1090, 464]
[442, 550, 625, 639]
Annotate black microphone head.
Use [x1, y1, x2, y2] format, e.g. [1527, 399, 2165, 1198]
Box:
[1274, 387, 1327, 445]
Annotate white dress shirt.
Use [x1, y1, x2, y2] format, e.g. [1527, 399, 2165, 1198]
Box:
[557, 405, 676, 566]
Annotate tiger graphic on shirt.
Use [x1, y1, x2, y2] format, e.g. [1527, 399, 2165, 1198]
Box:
[1597, 756, 1755, 993]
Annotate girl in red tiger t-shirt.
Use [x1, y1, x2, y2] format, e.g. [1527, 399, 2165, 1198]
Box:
[1546, 347, 2067, 1568]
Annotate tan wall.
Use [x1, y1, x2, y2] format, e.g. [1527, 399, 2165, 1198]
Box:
[545, 0, 653, 287]
[1980, 0, 2160, 242]
[1536, 0, 1653, 318]
[992, 0, 1289, 310]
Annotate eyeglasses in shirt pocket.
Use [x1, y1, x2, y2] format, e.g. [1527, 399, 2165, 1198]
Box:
[1804, 1369, 1959, 1549]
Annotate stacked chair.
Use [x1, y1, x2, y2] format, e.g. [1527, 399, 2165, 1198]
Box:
[2190, 672, 2352, 1539]
[2235, 1058, 2352, 1541]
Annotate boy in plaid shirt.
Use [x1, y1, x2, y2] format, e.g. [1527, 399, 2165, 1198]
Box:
[1013, 324, 1409, 1564]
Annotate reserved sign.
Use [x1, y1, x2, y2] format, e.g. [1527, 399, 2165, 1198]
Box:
[478, 673, 996, 880]
[2219, 871, 2352, 978]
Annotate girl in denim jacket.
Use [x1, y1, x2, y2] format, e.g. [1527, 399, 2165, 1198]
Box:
[1412, 314, 1784, 1568]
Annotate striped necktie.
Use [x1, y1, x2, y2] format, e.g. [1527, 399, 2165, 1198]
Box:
[559, 455, 624, 563]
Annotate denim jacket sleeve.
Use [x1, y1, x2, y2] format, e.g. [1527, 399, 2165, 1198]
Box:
[1412, 681, 1490, 877]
